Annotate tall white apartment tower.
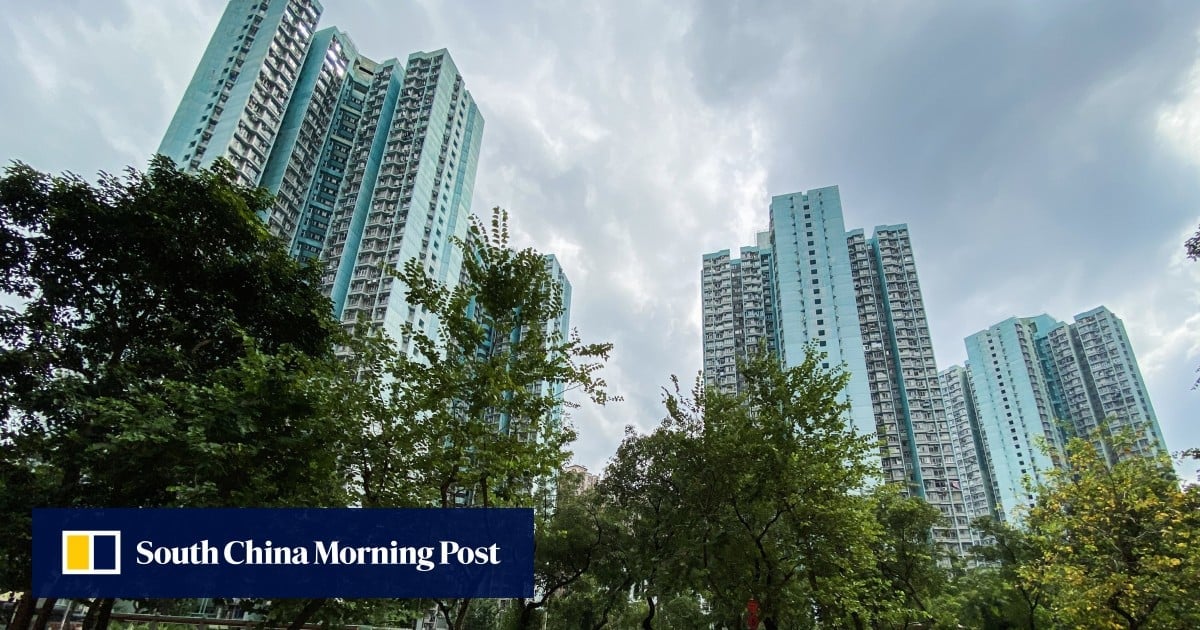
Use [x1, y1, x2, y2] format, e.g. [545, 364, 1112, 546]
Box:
[939, 365, 997, 539]
[1040, 306, 1168, 461]
[159, 0, 323, 188]
[701, 231, 777, 394]
[701, 187, 972, 555]
[320, 49, 484, 346]
[848, 225, 972, 555]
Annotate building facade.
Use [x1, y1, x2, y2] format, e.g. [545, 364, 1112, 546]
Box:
[700, 232, 776, 394]
[961, 315, 1067, 523]
[848, 225, 971, 554]
[159, 0, 322, 189]
[257, 27, 359, 261]
[562, 464, 600, 495]
[701, 186, 971, 554]
[767, 188, 875, 438]
[938, 365, 995, 529]
[1041, 307, 1168, 461]
[948, 306, 1167, 525]
[161, 1, 485, 351]
[319, 48, 483, 346]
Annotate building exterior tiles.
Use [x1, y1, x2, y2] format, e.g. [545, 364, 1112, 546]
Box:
[702, 186, 971, 555]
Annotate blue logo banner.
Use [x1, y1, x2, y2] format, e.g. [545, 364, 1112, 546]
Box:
[34, 508, 534, 598]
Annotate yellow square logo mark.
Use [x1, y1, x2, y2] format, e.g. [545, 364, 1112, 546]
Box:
[61, 531, 121, 575]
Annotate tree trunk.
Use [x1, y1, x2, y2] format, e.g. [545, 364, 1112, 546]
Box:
[31, 598, 57, 630]
[93, 599, 114, 630]
[763, 617, 777, 630]
[452, 599, 472, 630]
[640, 595, 655, 630]
[287, 598, 327, 630]
[516, 600, 536, 629]
[10, 594, 35, 630]
[81, 599, 99, 630]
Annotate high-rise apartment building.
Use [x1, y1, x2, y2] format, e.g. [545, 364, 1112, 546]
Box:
[257, 27, 362, 261]
[848, 225, 971, 554]
[159, 0, 322, 189]
[1041, 307, 1167, 461]
[160, 1, 484, 348]
[949, 306, 1168, 524]
[320, 49, 483, 345]
[700, 232, 776, 394]
[961, 315, 1067, 523]
[701, 186, 971, 554]
[767, 188, 874, 438]
[938, 365, 996, 528]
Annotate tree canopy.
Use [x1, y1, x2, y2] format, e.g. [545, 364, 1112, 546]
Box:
[0, 156, 360, 629]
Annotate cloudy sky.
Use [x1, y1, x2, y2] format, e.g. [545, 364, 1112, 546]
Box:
[3, 0, 1198, 477]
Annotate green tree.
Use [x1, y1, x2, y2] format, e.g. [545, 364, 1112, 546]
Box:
[597, 349, 885, 629]
[679, 350, 882, 629]
[1023, 431, 1200, 629]
[0, 157, 357, 629]
[392, 209, 613, 506]
[508, 475, 612, 629]
[539, 470, 643, 630]
[342, 208, 614, 629]
[596, 422, 695, 629]
[864, 486, 953, 629]
[965, 516, 1053, 630]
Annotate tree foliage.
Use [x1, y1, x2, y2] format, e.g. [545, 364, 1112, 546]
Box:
[863, 486, 955, 628]
[0, 163, 618, 630]
[332, 207, 615, 629]
[0, 156, 367, 630]
[368, 207, 615, 512]
[1022, 432, 1200, 629]
[582, 349, 931, 629]
[0, 156, 354, 577]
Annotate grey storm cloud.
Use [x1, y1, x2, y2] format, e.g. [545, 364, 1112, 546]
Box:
[2, 0, 1198, 476]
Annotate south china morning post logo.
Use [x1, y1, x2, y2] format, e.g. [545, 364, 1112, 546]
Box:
[132, 537, 499, 571]
[61, 531, 121, 575]
[33, 508, 534, 598]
